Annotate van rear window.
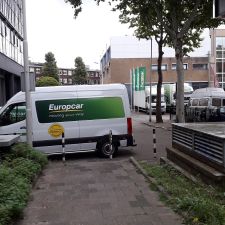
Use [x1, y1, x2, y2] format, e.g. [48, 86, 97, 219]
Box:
[212, 98, 221, 107]
[35, 97, 125, 123]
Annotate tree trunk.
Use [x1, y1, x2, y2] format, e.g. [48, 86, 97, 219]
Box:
[175, 40, 185, 123]
[156, 41, 164, 123]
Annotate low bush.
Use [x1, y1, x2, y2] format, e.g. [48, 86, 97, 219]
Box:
[0, 143, 48, 225]
[141, 163, 225, 225]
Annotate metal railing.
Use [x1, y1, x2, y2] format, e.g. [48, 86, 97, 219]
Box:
[172, 124, 225, 167]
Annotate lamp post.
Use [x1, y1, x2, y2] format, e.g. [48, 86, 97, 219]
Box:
[149, 37, 152, 122]
[22, 0, 33, 146]
[94, 61, 103, 84]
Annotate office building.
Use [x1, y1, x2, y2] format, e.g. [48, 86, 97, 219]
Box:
[0, 0, 24, 106]
[100, 35, 222, 91]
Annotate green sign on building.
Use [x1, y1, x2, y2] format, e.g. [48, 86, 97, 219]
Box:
[132, 67, 146, 91]
[139, 67, 146, 91]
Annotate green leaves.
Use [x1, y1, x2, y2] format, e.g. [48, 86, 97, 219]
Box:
[72, 56, 87, 85]
[142, 163, 225, 225]
[36, 76, 59, 87]
[42, 52, 59, 82]
[0, 143, 48, 225]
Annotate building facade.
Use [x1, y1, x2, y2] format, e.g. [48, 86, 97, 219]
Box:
[210, 29, 225, 89]
[0, 0, 24, 106]
[100, 35, 224, 91]
[29, 62, 101, 85]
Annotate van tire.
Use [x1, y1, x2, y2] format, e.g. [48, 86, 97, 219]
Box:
[97, 141, 118, 158]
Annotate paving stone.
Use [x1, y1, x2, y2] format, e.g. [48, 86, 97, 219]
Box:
[16, 159, 183, 225]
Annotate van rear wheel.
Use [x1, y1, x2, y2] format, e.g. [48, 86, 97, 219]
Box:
[97, 141, 118, 158]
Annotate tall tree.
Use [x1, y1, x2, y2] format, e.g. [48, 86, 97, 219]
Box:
[72, 57, 87, 84]
[151, 0, 222, 122]
[42, 52, 59, 81]
[117, 1, 167, 123]
[66, 0, 223, 122]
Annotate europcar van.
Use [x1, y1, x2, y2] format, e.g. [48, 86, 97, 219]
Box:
[0, 84, 135, 157]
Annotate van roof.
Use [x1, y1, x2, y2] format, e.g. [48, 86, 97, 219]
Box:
[32, 83, 126, 93]
[190, 87, 225, 98]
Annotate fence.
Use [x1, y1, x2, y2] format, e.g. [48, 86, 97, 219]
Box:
[172, 123, 225, 171]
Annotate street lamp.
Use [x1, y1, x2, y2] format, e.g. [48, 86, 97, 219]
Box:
[22, 0, 33, 146]
[94, 61, 103, 84]
[149, 37, 153, 122]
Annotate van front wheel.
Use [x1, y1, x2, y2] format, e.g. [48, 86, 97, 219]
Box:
[97, 141, 118, 158]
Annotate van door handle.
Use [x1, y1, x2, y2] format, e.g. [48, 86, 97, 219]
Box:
[20, 126, 26, 129]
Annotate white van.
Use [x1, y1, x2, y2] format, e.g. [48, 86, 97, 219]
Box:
[133, 85, 166, 114]
[185, 87, 225, 122]
[0, 84, 135, 157]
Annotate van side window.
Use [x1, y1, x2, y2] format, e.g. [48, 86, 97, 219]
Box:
[212, 98, 221, 107]
[0, 102, 26, 126]
[199, 98, 208, 106]
[192, 99, 199, 106]
[223, 99, 225, 106]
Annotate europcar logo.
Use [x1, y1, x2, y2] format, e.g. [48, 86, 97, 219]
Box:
[49, 103, 84, 113]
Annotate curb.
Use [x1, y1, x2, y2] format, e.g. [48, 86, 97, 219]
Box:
[129, 156, 170, 198]
[142, 122, 172, 131]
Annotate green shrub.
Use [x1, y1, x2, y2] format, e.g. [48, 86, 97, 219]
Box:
[4, 157, 41, 181]
[0, 165, 30, 224]
[141, 163, 225, 225]
[0, 143, 48, 225]
[36, 76, 59, 87]
[5, 143, 48, 168]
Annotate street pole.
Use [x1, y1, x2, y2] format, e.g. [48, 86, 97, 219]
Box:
[22, 0, 33, 146]
[149, 37, 152, 122]
[130, 69, 133, 111]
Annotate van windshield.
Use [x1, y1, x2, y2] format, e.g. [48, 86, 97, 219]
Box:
[0, 102, 26, 126]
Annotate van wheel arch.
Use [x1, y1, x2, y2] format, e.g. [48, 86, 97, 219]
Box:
[96, 138, 119, 158]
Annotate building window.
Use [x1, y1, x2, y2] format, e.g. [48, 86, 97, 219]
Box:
[193, 64, 208, 70]
[216, 37, 225, 88]
[35, 68, 41, 74]
[151, 64, 167, 71]
[68, 70, 72, 76]
[29, 67, 34, 73]
[171, 63, 188, 70]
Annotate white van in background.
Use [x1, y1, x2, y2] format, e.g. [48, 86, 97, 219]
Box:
[185, 87, 225, 122]
[0, 84, 136, 157]
[133, 85, 166, 114]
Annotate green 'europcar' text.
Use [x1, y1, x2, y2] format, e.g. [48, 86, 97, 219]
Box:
[35, 97, 125, 123]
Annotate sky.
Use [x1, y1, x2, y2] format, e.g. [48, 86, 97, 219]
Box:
[26, 0, 212, 70]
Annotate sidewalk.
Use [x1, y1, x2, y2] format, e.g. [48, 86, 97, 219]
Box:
[132, 111, 174, 130]
[16, 158, 183, 225]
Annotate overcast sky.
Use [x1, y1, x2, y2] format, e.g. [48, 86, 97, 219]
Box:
[26, 0, 212, 70]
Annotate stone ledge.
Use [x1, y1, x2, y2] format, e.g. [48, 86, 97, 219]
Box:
[166, 147, 225, 185]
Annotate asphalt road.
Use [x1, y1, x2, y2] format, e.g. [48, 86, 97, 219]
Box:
[47, 112, 173, 162]
[130, 112, 172, 162]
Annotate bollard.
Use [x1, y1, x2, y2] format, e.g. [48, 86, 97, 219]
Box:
[109, 130, 113, 159]
[153, 128, 157, 158]
[62, 132, 65, 162]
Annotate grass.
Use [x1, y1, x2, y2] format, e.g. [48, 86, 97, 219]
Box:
[140, 162, 225, 225]
[0, 143, 48, 225]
